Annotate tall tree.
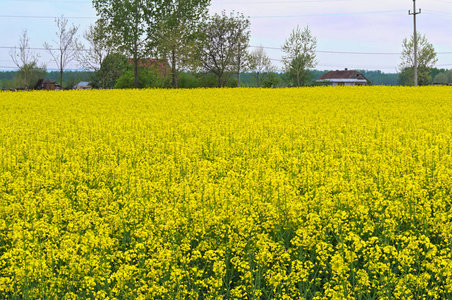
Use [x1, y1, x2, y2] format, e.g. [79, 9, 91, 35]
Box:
[77, 19, 114, 88]
[44, 16, 81, 87]
[282, 25, 317, 87]
[198, 11, 250, 88]
[398, 32, 438, 86]
[151, 0, 210, 89]
[248, 45, 275, 87]
[10, 30, 42, 89]
[93, 0, 158, 88]
[231, 14, 250, 87]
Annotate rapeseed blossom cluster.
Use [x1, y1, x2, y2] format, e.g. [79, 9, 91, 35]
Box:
[0, 87, 451, 299]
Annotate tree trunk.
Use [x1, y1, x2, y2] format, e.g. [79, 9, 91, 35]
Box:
[133, 48, 138, 89]
[237, 43, 241, 87]
[218, 74, 222, 88]
[171, 48, 177, 89]
[60, 54, 63, 88]
[60, 68, 63, 89]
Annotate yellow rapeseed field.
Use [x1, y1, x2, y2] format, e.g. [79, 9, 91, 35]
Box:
[0, 87, 451, 299]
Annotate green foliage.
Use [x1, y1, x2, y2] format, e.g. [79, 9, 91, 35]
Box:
[433, 72, 448, 84]
[199, 11, 251, 87]
[115, 68, 158, 89]
[15, 62, 47, 89]
[94, 52, 129, 89]
[282, 25, 317, 87]
[398, 66, 432, 86]
[178, 72, 201, 89]
[399, 32, 437, 86]
[93, 0, 157, 88]
[45, 71, 93, 87]
[261, 72, 281, 88]
[0, 72, 16, 81]
[152, 0, 211, 88]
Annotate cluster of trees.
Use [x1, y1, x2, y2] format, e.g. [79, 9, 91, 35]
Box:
[4, 0, 447, 89]
[432, 70, 452, 85]
[398, 32, 440, 86]
[6, 0, 319, 89]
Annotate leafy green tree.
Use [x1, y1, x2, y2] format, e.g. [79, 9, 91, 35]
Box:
[93, 0, 159, 88]
[433, 72, 448, 84]
[398, 32, 437, 86]
[114, 67, 158, 88]
[261, 72, 281, 88]
[282, 25, 317, 87]
[398, 66, 432, 86]
[198, 11, 250, 87]
[446, 70, 452, 83]
[151, 0, 210, 89]
[96, 52, 129, 88]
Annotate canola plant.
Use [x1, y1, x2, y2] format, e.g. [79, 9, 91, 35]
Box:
[0, 87, 451, 299]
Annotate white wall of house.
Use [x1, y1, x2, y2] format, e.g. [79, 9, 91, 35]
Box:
[317, 79, 368, 86]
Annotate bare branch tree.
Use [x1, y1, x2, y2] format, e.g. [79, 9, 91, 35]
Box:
[77, 19, 114, 88]
[10, 29, 40, 89]
[44, 15, 81, 87]
[248, 45, 275, 87]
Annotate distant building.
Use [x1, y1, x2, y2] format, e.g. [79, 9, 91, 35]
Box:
[128, 58, 170, 78]
[317, 69, 370, 86]
[74, 81, 92, 90]
[34, 79, 62, 91]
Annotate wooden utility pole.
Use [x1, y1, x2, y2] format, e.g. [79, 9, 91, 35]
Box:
[409, 0, 421, 86]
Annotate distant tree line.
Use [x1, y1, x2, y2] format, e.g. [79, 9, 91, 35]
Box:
[3, 1, 447, 90]
[4, 68, 434, 89]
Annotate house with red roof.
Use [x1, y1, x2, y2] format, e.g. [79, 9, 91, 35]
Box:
[128, 58, 170, 78]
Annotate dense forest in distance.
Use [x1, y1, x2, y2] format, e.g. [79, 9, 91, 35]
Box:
[0, 69, 404, 89]
[2, 68, 451, 89]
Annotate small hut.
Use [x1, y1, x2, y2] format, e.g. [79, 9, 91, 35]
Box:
[34, 79, 62, 91]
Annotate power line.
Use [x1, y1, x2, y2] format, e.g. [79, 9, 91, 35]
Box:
[249, 9, 406, 18]
[0, 9, 408, 20]
[2, 45, 452, 57]
[250, 45, 452, 55]
[0, 15, 96, 19]
[215, 0, 353, 3]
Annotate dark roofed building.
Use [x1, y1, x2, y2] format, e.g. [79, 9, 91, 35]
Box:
[317, 68, 370, 86]
[34, 79, 62, 91]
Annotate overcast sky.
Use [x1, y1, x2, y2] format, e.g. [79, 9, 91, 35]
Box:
[0, 0, 450, 72]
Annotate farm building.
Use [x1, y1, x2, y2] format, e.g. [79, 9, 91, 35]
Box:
[74, 81, 92, 90]
[128, 58, 170, 78]
[317, 69, 370, 86]
[33, 79, 62, 91]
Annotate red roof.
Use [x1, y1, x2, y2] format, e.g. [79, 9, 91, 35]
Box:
[128, 58, 170, 77]
[319, 70, 368, 81]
